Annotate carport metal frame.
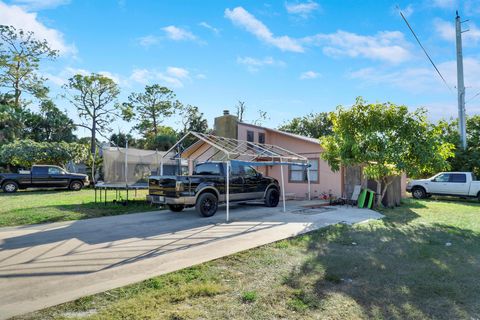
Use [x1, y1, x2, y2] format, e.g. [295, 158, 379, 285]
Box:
[161, 132, 311, 222]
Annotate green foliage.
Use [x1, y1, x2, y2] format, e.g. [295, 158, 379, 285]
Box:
[0, 25, 58, 108]
[0, 139, 88, 168]
[122, 84, 175, 137]
[23, 100, 77, 142]
[278, 112, 333, 138]
[241, 291, 257, 303]
[144, 133, 177, 151]
[437, 116, 480, 177]
[109, 132, 137, 148]
[321, 98, 454, 205]
[0, 94, 25, 142]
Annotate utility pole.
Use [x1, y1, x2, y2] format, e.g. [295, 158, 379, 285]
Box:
[456, 11, 467, 149]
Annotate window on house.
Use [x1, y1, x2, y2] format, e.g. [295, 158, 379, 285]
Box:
[289, 159, 319, 183]
[258, 132, 265, 144]
[247, 130, 254, 142]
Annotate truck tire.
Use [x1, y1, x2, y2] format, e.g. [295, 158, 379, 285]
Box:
[2, 181, 18, 193]
[412, 187, 426, 199]
[196, 193, 218, 217]
[265, 188, 280, 207]
[168, 204, 185, 212]
[69, 180, 83, 191]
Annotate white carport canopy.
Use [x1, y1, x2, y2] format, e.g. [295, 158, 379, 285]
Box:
[161, 131, 311, 222]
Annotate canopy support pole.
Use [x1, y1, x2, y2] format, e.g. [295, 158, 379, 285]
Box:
[226, 160, 230, 222]
[125, 140, 128, 188]
[160, 159, 164, 175]
[280, 158, 286, 213]
[307, 161, 311, 200]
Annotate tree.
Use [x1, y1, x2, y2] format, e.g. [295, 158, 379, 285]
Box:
[63, 73, 120, 181]
[321, 98, 454, 207]
[235, 100, 246, 122]
[437, 116, 480, 176]
[0, 139, 88, 168]
[0, 93, 25, 143]
[109, 132, 137, 148]
[0, 25, 57, 108]
[122, 85, 175, 137]
[24, 100, 77, 142]
[278, 112, 333, 138]
[63, 73, 120, 156]
[252, 110, 269, 126]
[179, 104, 209, 135]
[141, 125, 178, 150]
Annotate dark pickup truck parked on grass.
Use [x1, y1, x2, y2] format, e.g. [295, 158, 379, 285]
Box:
[148, 162, 280, 217]
[0, 165, 89, 193]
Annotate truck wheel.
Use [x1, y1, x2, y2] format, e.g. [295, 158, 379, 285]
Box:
[2, 181, 18, 193]
[168, 204, 185, 212]
[265, 188, 280, 207]
[69, 180, 83, 191]
[412, 187, 426, 199]
[196, 193, 218, 217]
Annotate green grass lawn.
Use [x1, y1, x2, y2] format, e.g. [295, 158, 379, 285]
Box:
[0, 189, 156, 227]
[16, 198, 480, 320]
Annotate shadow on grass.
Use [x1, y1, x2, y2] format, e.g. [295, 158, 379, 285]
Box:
[284, 207, 480, 319]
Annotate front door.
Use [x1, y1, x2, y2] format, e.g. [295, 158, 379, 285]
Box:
[47, 166, 70, 187]
[229, 162, 246, 201]
[429, 173, 451, 194]
[243, 165, 265, 199]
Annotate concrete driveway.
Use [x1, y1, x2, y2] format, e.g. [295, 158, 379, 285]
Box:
[0, 202, 383, 319]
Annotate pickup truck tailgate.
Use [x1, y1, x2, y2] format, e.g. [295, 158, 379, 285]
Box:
[149, 176, 179, 197]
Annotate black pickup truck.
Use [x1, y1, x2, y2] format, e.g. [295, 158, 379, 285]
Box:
[0, 165, 90, 193]
[148, 162, 280, 217]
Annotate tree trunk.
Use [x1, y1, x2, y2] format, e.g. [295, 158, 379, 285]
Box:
[14, 61, 21, 109]
[152, 114, 157, 136]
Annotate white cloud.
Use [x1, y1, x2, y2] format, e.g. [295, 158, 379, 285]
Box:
[431, 0, 458, 9]
[285, 1, 320, 17]
[137, 35, 160, 47]
[349, 57, 480, 94]
[299, 70, 320, 79]
[397, 4, 414, 18]
[224, 6, 304, 53]
[434, 19, 480, 45]
[0, 1, 76, 55]
[162, 25, 196, 41]
[11, 0, 70, 10]
[199, 22, 219, 34]
[303, 30, 411, 64]
[237, 56, 285, 72]
[166, 67, 189, 79]
[129, 67, 191, 88]
[45, 67, 125, 87]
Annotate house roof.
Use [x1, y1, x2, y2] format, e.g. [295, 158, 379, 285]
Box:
[238, 122, 320, 144]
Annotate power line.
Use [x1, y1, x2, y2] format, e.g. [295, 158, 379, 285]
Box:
[466, 90, 480, 104]
[398, 7, 454, 93]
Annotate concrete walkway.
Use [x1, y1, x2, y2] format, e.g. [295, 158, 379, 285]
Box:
[0, 203, 383, 319]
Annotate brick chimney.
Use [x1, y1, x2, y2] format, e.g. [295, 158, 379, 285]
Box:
[214, 110, 238, 139]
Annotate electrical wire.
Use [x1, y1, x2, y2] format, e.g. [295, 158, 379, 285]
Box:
[398, 8, 454, 93]
[466, 91, 480, 104]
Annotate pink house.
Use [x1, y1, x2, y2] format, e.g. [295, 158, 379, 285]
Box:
[213, 111, 344, 199]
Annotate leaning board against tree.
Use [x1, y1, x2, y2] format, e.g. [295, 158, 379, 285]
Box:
[320, 97, 455, 207]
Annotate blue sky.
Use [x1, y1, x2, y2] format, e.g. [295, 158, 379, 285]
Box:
[2, 0, 480, 138]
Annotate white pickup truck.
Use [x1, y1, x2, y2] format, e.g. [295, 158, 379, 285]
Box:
[406, 172, 480, 200]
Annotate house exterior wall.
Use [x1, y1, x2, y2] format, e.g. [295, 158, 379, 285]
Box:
[237, 123, 343, 199]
